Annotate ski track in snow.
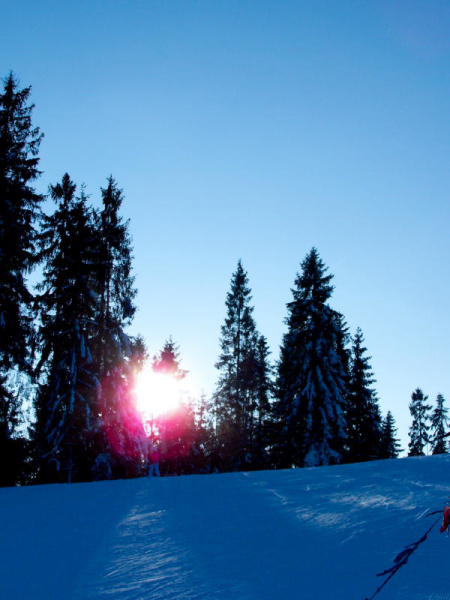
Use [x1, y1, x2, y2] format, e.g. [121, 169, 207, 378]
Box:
[1, 454, 450, 600]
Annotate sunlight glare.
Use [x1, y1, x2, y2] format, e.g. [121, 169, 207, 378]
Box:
[135, 369, 184, 417]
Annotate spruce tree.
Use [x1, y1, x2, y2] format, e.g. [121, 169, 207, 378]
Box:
[193, 391, 215, 473]
[431, 394, 448, 455]
[152, 338, 187, 379]
[408, 388, 431, 457]
[34, 174, 99, 482]
[380, 411, 402, 459]
[252, 335, 274, 469]
[90, 177, 140, 479]
[97, 335, 148, 481]
[0, 73, 43, 484]
[213, 261, 261, 470]
[0, 369, 35, 485]
[346, 328, 382, 462]
[150, 340, 195, 475]
[0, 73, 43, 372]
[0, 376, 22, 485]
[95, 176, 136, 378]
[274, 248, 348, 468]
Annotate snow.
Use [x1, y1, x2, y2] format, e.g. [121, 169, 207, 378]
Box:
[1, 455, 450, 599]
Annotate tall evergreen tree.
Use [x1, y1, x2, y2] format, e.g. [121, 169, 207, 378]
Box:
[0, 73, 43, 484]
[90, 177, 141, 479]
[35, 174, 142, 482]
[95, 176, 136, 379]
[34, 174, 99, 482]
[430, 394, 448, 455]
[213, 261, 261, 470]
[346, 328, 382, 462]
[408, 388, 431, 457]
[0, 73, 43, 372]
[274, 248, 348, 468]
[380, 411, 402, 459]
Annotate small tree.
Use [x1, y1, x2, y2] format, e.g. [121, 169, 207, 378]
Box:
[252, 335, 274, 469]
[150, 340, 195, 475]
[431, 394, 449, 455]
[346, 328, 382, 462]
[408, 388, 431, 457]
[152, 338, 187, 379]
[187, 391, 215, 473]
[380, 411, 402, 459]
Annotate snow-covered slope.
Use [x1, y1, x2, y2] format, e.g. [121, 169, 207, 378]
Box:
[1, 455, 450, 600]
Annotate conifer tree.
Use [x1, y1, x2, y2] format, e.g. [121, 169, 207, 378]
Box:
[0, 369, 35, 485]
[380, 411, 402, 459]
[34, 174, 99, 482]
[0, 73, 43, 372]
[430, 394, 448, 455]
[35, 174, 141, 482]
[0, 377, 22, 485]
[152, 338, 187, 379]
[408, 388, 431, 457]
[0, 73, 43, 483]
[213, 261, 262, 470]
[346, 328, 382, 462]
[274, 248, 348, 468]
[193, 391, 215, 472]
[152, 346, 215, 475]
[95, 176, 136, 378]
[252, 335, 274, 469]
[98, 335, 148, 480]
[90, 177, 140, 479]
[150, 340, 196, 475]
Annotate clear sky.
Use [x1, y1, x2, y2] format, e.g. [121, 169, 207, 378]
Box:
[3, 0, 450, 448]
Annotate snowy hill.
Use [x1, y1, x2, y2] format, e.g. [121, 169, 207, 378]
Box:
[1, 455, 450, 600]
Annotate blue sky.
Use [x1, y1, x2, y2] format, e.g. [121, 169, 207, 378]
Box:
[3, 0, 450, 447]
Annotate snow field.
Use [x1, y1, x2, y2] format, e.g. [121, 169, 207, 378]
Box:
[1, 454, 450, 600]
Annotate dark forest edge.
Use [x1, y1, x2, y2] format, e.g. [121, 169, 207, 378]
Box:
[0, 73, 447, 486]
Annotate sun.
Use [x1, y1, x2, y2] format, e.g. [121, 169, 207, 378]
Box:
[134, 369, 185, 418]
